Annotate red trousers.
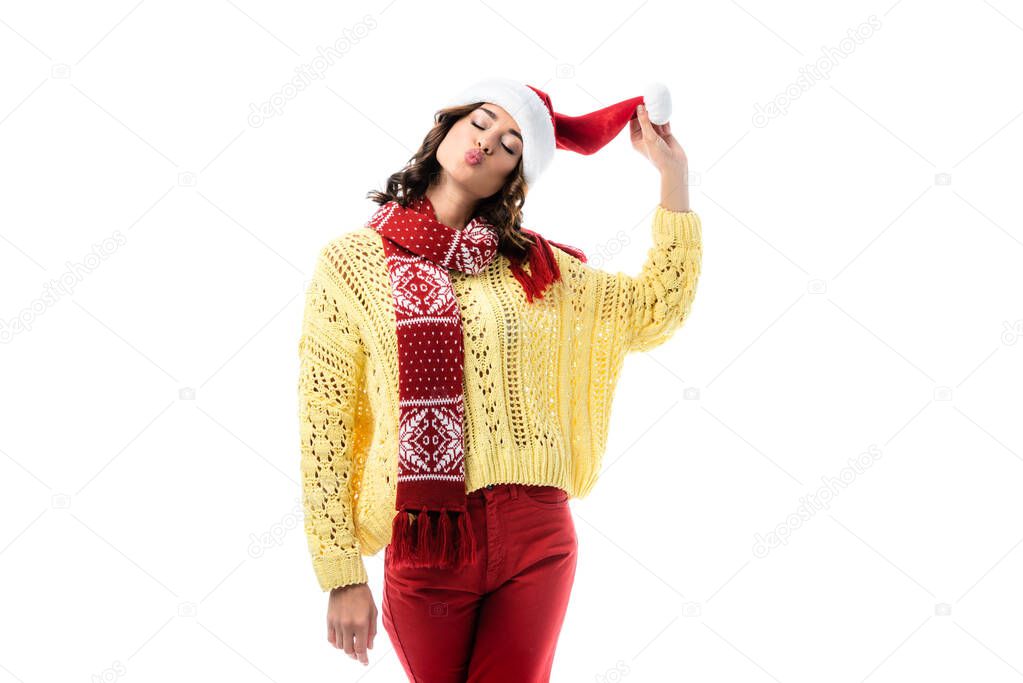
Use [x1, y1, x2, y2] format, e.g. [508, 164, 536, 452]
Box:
[382, 483, 578, 683]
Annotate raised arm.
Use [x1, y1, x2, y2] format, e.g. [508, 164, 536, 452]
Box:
[621, 101, 702, 350]
[612, 205, 702, 353]
[298, 243, 368, 591]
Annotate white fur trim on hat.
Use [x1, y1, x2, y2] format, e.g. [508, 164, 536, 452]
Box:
[438, 77, 556, 186]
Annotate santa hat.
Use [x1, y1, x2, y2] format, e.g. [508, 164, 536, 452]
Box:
[439, 77, 672, 186]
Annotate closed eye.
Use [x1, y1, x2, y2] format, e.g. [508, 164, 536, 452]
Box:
[472, 122, 516, 155]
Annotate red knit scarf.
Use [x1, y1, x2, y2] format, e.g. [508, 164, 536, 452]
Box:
[367, 194, 585, 570]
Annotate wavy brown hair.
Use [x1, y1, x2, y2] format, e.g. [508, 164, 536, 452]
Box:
[366, 102, 535, 265]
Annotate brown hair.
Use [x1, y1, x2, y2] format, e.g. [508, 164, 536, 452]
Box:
[366, 102, 535, 265]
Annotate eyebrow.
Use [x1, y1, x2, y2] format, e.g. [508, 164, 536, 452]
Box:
[478, 107, 523, 141]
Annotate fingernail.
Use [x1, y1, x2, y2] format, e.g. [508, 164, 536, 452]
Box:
[638, 104, 645, 113]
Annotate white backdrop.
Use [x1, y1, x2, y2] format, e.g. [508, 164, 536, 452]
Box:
[2, 0, 1022, 681]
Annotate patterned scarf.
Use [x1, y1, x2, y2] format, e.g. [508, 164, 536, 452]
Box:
[367, 194, 585, 570]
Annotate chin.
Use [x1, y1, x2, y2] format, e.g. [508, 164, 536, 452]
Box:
[438, 165, 485, 195]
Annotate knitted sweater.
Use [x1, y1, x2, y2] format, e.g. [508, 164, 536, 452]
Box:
[298, 204, 702, 591]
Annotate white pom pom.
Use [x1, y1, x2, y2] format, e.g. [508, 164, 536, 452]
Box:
[642, 82, 672, 125]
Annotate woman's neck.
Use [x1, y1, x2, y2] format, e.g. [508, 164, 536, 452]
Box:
[424, 182, 476, 231]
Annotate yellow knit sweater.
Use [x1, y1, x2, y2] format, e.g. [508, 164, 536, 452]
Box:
[298, 204, 702, 591]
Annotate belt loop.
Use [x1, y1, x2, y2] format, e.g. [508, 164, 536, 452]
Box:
[510, 485, 519, 500]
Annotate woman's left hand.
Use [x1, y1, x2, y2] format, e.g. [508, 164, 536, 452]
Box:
[630, 104, 687, 177]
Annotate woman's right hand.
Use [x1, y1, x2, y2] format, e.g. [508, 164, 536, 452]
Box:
[327, 583, 377, 665]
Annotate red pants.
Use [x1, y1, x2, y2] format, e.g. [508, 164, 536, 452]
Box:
[382, 483, 578, 683]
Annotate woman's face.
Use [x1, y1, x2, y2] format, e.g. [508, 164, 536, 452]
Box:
[436, 102, 523, 198]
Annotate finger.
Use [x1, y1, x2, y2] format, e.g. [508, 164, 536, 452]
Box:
[368, 614, 377, 650]
[343, 625, 357, 659]
[328, 622, 337, 648]
[355, 627, 369, 664]
[636, 104, 657, 139]
[629, 115, 641, 140]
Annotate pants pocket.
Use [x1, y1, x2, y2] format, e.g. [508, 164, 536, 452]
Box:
[518, 484, 569, 509]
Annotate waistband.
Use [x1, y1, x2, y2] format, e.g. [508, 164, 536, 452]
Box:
[467, 482, 564, 498]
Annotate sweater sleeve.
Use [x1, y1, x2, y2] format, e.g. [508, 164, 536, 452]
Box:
[549, 206, 702, 494]
[601, 205, 703, 353]
[297, 244, 369, 591]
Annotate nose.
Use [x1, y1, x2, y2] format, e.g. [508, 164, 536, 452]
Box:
[476, 139, 490, 154]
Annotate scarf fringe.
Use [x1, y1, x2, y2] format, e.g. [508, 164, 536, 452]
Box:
[388, 506, 478, 570]
[510, 229, 587, 303]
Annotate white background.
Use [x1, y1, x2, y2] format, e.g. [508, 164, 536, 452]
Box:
[2, 0, 1022, 681]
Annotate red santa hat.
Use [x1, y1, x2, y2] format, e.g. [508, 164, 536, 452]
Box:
[439, 77, 672, 186]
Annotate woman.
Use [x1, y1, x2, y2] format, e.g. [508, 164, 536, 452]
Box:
[297, 77, 702, 682]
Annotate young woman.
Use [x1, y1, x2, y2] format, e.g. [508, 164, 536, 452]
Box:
[297, 77, 702, 682]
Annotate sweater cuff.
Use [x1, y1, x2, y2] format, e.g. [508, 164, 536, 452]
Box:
[653, 205, 702, 244]
[313, 552, 369, 591]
